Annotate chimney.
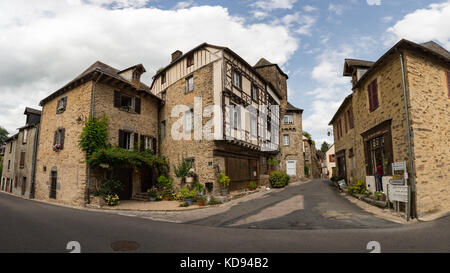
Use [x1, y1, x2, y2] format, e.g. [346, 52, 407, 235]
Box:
[171, 50, 183, 62]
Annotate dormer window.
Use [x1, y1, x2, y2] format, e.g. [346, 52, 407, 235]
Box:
[132, 71, 140, 80]
[187, 54, 194, 67]
[161, 72, 166, 84]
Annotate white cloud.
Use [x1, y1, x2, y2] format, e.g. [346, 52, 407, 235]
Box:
[173, 1, 194, 10]
[382, 16, 393, 23]
[303, 5, 317, 12]
[251, 0, 297, 11]
[367, 0, 381, 6]
[252, 10, 269, 20]
[386, 2, 450, 48]
[328, 4, 344, 15]
[0, 1, 298, 134]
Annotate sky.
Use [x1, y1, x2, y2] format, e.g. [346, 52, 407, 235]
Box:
[0, 0, 449, 148]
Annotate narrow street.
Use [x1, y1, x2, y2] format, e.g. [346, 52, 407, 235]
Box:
[1, 179, 449, 253]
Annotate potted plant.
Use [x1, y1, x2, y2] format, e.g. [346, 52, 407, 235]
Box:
[148, 189, 157, 201]
[157, 175, 173, 200]
[174, 154, 190, 186]
[186, 168, 196, 185]
[248, 181, 257, 191]
[196, 196, 206, 206]
[193, 182, 204, 195]
[180, 186, 196, 206]
[217, 170, 230, 196]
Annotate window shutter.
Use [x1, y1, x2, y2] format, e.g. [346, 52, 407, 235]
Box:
[63, 96, 67, 109]
[118, 130, 124, 148]
[152, 138, 157, 154]
[384, 131, 393, 175]
[56, 100, 60, 114]
[344, 112, 348, 133]
[349, 106, 354, 129]
[134, 133, 138, 149]
[140, 135, 145, 151]
[53, 131, 57, 146]
[20, 152, 25, 168]
[368, 83, 373, 111]
[135, 97, 141, 114]
[373, 80, 379, 109]
[364, 141, 372, 175]
[60, 128, 65, 149]
[114, 91, 121, 108]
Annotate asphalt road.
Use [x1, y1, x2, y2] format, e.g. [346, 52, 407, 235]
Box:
[0, 180, 449, 253]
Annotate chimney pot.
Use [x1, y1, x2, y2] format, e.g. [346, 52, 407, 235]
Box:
[171, 50, 183, 62]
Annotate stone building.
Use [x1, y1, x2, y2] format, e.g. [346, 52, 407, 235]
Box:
[151, 43, 305, 192]
[34, 61, 161, 206]
[329, 39, 450, 218]
[0, 108, 41, 198]
[324, 144, 336, 179]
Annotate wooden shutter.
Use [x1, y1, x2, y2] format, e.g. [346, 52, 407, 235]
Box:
[344, 112, 348, 133]
[368, 82, 374, 111]
[63, 97, 67, 110]
[60, 128, 65, 149]
[53, 131, 57, 146]
[372, 79, 379, 109]
[140, 135, 145, 151]
[20, 152, 25, 168]
[114, 91, 121, 108]
[134, 133, 138, 150]
[446, 71, 450, 98]
[384, 131, 393, 175]
[349, 105, 354, 129]
[118, 130, 124, 148]
[152, 138, 157, 154]
[364, 140, 372, 175]
[135, 97, 141, 114]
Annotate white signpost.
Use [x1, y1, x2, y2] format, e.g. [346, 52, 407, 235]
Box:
[388, 161, 410, 220]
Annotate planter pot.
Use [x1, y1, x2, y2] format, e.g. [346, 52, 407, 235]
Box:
[186, 177, 194, 186]
[185, 198, 193, 206]
[163, 196, 170, 201]
[197, 200, 205, 206]
[149, 197, 156, 202]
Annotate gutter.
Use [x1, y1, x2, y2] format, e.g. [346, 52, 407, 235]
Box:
[399, 51, 417, 219]
[86, 72, 103, 204]
[29, 124, 40, 199]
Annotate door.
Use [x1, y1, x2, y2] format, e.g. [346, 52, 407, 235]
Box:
[286, 160, 296, 176]
[116, 168, 133, 200]
[226, 157, 259, 191]
[140, 167, 153, 192]
[50, 171, 57, 199]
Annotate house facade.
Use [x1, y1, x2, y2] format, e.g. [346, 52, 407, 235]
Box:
[329, 39, 450, 218]
[151, 43, 305, 192]
[34, 62, 161, 206]
[325, 144, 336, 179]
[0, 108, 41, 198]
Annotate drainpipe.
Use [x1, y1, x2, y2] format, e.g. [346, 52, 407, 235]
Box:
[30, 124, 40, 199]
[86, 72, 103, 204]
[399, 52, 417, 219]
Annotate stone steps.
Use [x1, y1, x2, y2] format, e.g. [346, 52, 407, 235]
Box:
[132, 192, 150, 201]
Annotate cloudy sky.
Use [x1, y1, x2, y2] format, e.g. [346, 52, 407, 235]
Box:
[1, 0, 449, 147]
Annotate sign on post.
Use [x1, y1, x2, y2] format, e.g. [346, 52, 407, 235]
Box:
[387, 184, 408, 202]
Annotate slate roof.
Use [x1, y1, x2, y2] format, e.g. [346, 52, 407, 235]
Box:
[286, 102, 303, 113]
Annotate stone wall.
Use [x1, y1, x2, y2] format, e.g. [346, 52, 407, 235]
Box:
[404, 49, 450, 216]
[279, 111, 304, 178]
[35, 82, 93, 206]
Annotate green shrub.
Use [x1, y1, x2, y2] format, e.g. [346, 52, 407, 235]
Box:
[207, 196, 222, 205]
[248, 181, 257, 190]
[304, 165, 310, 177]
[157, 175, 173, 189]
[193, 182, 204, 194]
[180, 186, 196, 199]
[104, 194, 120, 206]
[217, 170, 230, 189]
[347, 179, 366, 195]
[96, 177, 123, 197]
[269, 171, 290, 188]
[79, 115, 108, 158]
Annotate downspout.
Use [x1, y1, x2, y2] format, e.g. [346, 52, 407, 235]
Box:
[30, 123, 40, 199]
[399, 52, 417, 219]
[86, 72, 103, 204]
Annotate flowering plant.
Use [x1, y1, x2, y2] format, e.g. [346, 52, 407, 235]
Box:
[104, 194, 120, 206]
[53, 143, 62, 151]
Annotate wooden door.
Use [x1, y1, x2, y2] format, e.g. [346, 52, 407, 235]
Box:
[116, 169, 133, 200]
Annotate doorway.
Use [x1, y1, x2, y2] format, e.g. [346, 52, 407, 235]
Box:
[116, 168, 133, 200]
[50, 171, 57, 199]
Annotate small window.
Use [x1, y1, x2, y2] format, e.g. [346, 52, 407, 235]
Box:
[160, 120, 166, 140]
[329, 154, 335, 162]
[185, 76, 194, 94]
[284, 114, 293, 125]
[161, 72, 166, 84]
[233, 70, 242, 89]
[368, 79, 379, 112]
[144, 136, 152, 150]
[283, 134, 290, 146]
[53, 128, 65, 151]
[161, 90, 167, 101]
[119, 131, 132, 150]
[19, 152, 25, 169]
[184, 109, 194, 133]
[9, 142, 13, 153]
[250, 113, 257, 138]
[185, 157, 195, 170]
[56, 97, 67, 114]
[231, 103, 240, 130]
[251, 84, 258, 100]
[347, 106, 354, 129]
[22, 129, 28, 144]
[8, 160, 10, 170]
[120, 94, 133, 108]
[187, 54, 194, 67]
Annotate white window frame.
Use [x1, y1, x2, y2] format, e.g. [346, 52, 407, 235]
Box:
[284, 114, 293, 125]
[184, 109, 194, 133]
[186, 76, 194, 93]
[283, 134, 290, 146]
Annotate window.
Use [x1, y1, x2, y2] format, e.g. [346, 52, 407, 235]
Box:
[56, 96, 67, 114]
[233, 70, 242, 89]
[187, 54, 194, 67]
[160, 120, 166, 140]
[118, 130, 133, 150]
[161, 72, 166, 84]
[250, 113, 257, 138]
[284, 114, 293, 125]
[8, 160, 10, 170]
[114, 91, 141, 114]
[185, 157, 195, 170]
[161, 90, 166, 101]
[22, 129, 27, 144]
[53, 128, 65, 150]
[185, 76, 194, 94]
[337, 119, 342, 140]
[329, 154, 335, 162]
[344, 112, 348, 133]
[347, 106, 354, 129]
[184, 109, 194, 133]
[251, 84, 258, 100]
[231, 103, 240, 130]
[132, 71, 140, 80]
[368, 79, 379, 112]
[9, 142, 12, 153]
[50, 170, 57, 199]
[283, 134, 290, 146]
[141, 135, 152, 151]
[19, 152, 25, 169]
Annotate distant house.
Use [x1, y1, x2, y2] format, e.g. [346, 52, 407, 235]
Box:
[1, 108, 41, 197]
[325, 144, 336, 179]
[329, 39, 450, 218]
